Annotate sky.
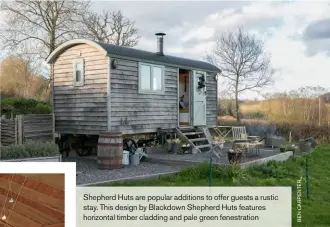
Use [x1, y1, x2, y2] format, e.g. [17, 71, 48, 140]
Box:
[1, 1, 330, 99]
[92, 0, 330, 99]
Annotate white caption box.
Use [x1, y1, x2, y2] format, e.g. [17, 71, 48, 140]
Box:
[76, 186, 292, 227]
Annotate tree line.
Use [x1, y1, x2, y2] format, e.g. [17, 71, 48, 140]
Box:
[220, 86, 330, 125]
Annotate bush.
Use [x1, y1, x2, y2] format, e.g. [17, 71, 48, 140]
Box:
[0, 97, 51, 116]
[0, 141, 59, 160]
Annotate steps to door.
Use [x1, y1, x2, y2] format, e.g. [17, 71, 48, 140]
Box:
[176, 127, 212, 153]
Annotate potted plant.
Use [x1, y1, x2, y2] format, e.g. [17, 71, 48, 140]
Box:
[228, 143, 245, 164]
[170, 138, 182, 153]
[299, 137, 316, 153]
[227, 148, 244, 164]
[279, 143, 297, 153]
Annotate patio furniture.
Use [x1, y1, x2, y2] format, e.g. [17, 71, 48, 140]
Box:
[247, 136, 265, 155]
[247, 136, 260, 142]
[232, 126, 248, 141]
[265, 135, 285, 148]
[209, 141, 226, 161]
[213, 126, 233, 140]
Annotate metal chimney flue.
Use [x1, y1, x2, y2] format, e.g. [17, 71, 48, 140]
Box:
[155, 32, 166, 56]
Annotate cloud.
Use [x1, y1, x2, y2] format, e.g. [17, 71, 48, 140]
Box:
[91, 1, 330, 97]
[302, 18, 330, 56]
[3, 1, 330, 98]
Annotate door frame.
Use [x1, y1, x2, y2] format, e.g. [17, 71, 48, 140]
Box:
[177, 69, 192, 128]
[191, 70, 207, 126]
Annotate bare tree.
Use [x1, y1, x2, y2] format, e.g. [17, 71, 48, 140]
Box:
[0, 53, 48, 100]
[0, 0, 91, 86]
[77, 9, 140, 47]
[207, 28, 275, 122]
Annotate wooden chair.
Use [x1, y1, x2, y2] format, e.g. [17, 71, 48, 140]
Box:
[209, 142, 227, 161]
[232, 126, 248, 142]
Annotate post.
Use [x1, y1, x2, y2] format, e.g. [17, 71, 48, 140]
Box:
[14, 117, 18, 144]
[306, 158, 310, 199]
[0, 117, 1, 147]
[52, 113, 56, 142]
[209, 157, 213, 186]
[16, 115, 24, 144]
[319, 97, 321, 126]
[289, 131, 292, 143]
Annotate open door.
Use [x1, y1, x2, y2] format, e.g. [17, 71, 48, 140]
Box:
[191, 70, 207, 126]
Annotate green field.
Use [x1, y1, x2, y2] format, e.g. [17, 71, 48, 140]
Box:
[96, 145, 330, 227]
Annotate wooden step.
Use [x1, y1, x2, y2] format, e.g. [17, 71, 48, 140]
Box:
[183, 132, 204, 136]
[196, 144, 211, 149]
[190, 138, 208, 142]
[179, 128, 196, 132]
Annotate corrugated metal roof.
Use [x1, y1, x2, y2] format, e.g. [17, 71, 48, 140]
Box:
[94, 41, 221, 72]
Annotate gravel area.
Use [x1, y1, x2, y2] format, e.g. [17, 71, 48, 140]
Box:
[62, 156, 186, 185]
[64, 145, 282, 185]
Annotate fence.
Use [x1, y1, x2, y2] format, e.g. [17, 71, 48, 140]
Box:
[0, 119, 16, 146]
[0, 114, 54, 146]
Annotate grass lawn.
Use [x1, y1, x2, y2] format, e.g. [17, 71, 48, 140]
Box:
[96, 145, 330, 227]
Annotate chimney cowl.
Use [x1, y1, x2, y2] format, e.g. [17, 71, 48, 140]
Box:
[155, 32, 166, 56]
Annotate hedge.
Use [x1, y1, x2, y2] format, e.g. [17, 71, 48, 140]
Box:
[0, 97, 51, 116]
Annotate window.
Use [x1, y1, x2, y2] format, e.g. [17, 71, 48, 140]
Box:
[139, 62, 164, 94]
[73, 59, 84, 86]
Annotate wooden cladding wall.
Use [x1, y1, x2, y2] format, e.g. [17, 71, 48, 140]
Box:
[206, 72, 218, 127]
[0, 114, 54, 146]
[53, 43, 108, 134]
[0, 119, 16, 146]
[110, 58, 178, 134]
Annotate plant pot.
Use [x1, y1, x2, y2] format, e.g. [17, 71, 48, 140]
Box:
[227, 151, 243, 164]
[171, 143, 180, 153]
[181, 144, 192, 154]
[299, 142, 313, 153]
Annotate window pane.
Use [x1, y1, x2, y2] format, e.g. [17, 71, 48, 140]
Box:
[140, 65, 151, 90]
[76, 70, 81, 82]
[152, 67, 162, 91]
[75, 62, 83, 82]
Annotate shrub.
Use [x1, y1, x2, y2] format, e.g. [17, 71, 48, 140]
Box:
[0, 97, 51, 116]
[0, 141, 58, 160]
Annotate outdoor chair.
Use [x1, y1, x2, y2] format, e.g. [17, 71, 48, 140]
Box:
[209, 141, 226, 161]
[265, 134, 285, 148]
[213, 126, 233, 140]
[246, 137, 265, 155]
[232, 126, 249, 142]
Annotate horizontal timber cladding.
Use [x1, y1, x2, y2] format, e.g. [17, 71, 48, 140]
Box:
[110, 58, 178, 134]
[206, 72, 218, 127]
[53, 43, 108, 134]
